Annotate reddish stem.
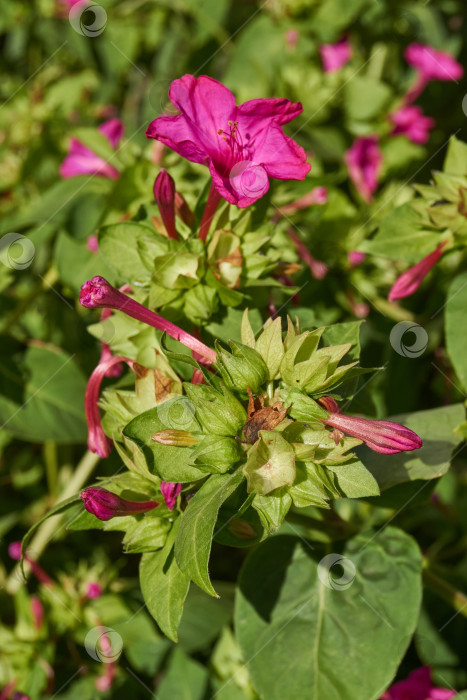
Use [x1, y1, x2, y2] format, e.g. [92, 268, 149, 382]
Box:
[199, 183, 222, 242]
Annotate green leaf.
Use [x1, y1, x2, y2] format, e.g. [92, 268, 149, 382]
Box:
[98, 222, 161, 281]
[175, 468, 244, 596]
[156, 647, 208, 700]
[178, 583, 234, 653]
[359, 404, 465, 491]
[327, 458, 380, 498]
[0, 345, 87, 443]
[140, 518, 190, 642]
[444, 135, 467, 176]
[445, 272, 467, 392]
[344, 77, 392, 121]
[123, 404, 205, 483]
[235, 528, 423, 700]
[360, 203, 442, 263]
[54, 231, 116, 293]
[255, 317, 284, 380]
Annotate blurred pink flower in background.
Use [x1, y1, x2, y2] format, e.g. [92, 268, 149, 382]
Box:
[390, 105, 435, 144]
[60, 118, 124, 180]
[146, 74, 310, 208]
[344, 136, 382, 204]
[380, 667, 456, 700]
[86, 582, 103, 599]
[348, 250, 366, 266]
[388, 241, 447, 301]
[319, 37, 352, 73]
[404, 43, 464, 102]
[86, 235, 99, 253]
[274, 185, 328, 217]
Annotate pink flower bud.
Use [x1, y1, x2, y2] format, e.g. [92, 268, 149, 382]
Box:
[390, 106, 435, 144]
[80, 487, 159, 521]
[79, 276, 217, 364]
[319, 36, 352, 73]
[8, 541, 22, 561]
[388, 241, 447, 302]
[154, 169, 178, 240]
[86, 582, 103, 599]
[285, 29, 300, 50]
[160, 481, 182, 511]
[345, 136, 382, 204]
[86, 235, 99, 253]
[348, 250, 366, 267]
[319, 397, 422, 454]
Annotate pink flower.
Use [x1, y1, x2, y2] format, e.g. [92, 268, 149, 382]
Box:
[405, 43, 463, 83]
[60, 118, 124, 180]
[348, 250, 366, 266]
[388, 241, 447, 302]
[319, 396, 422, 454]
[8, 541, 54, 587]
[146, 75, 310, 208]
[80, 487, 159, 521]
[390, 106, 435, 144]
[381, 667, 456, 700]
[275, 186, 328, 217]
[86, 582, 103, 599]
[154, 169, 178, 240]
[319, 37, 352, 73]
[80, 276, 217, 364]
[160, 481, 182, 510]
[344, 136, 382, 204]
[285, 29, 300, 50]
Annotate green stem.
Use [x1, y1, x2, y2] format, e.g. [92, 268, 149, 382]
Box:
[423, 563, 467, 618]
[6, 450, 100, 594]
[286, 510, 355, 538]
[44, 441, 58, 496]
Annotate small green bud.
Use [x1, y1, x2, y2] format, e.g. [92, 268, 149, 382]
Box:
[215, 340, 268, 394]
[151, 429, 199, 446]
[244, 430, 296, 495]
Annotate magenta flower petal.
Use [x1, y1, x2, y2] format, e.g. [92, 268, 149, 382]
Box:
[405, 43, 464, 82]
[320, 37, 352, 73]
[390, 106, 435, 144]
[388, 241, 447, 302]
[344, 136, 382, 203]
[80, 487, 159, 521]
[381, 666, 456, 700]
[275, 186, 328, 216]
[348, 250, 366, 266]
[146, 74, 310, 207]
[86, 582, 103, 599]
[59, 118, 123, 180]
[319, 396, 422, 454]
[160, 481, 182, 510]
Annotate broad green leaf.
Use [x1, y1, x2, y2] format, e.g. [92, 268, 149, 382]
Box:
[359, 404, 465, 491]
[327, 458, 380, 498]
[444, 135, 467, 176]
[445, 272, 467, 392]
[344, 77, 392, 121]
[98, 222, 160, 281]
[360, 203, 442, 263]
[178, 583, 234, 653]
[156, 647, 208, 700]
[235, 528, 423, 700]
[123, 404, 206, 483]
[255, 317, 284, 380]
[0, 345, 87, 443]
[140, 518, 190, 642]
[175, 468, 244, 596]
[54, 231, 116, 293]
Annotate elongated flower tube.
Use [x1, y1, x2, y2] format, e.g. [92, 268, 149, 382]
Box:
[388, 241, 447, 302]
[85, 355, 131, 457]
[80, 276, 217, 364]
[146, 74, 310, 208]
[274, 186, 328, 217]
[319, 396, 422, 454]
[154, 169, 178, 240]
[287, 228, 328, 279]
[31, 596, 44, 631]
[160, 481, 182, 511]
[80, 487, 159, 521]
